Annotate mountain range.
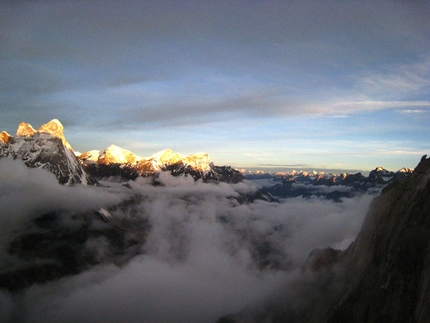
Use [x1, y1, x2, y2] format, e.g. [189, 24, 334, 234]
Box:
[1, 119, 413, 202]
[0, 119, 243, 185]
[249, 166, 414, 201]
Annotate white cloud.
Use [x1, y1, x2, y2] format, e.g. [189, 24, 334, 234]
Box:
[304, 100, 430, 116]
[0, 159, 374, 322]
[0, 158, 125, 263]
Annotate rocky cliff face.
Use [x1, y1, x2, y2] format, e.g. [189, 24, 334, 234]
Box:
[218, 156, 430, 323]
[324, 156, 430, 323]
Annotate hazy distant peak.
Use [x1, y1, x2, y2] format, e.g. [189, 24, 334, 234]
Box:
[398, 167, 414, 173]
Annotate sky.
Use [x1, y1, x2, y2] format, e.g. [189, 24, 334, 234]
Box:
[1, 0, 429, 172]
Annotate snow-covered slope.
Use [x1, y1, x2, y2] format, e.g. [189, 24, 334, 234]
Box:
[147, 149, 213, 173]
[97, 145, 142, 165]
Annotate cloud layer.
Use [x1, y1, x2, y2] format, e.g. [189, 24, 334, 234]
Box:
[0, 159, 373, 322]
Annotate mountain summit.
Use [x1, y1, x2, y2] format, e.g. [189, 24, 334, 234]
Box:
[97, 144, 142, 165]
[0, 119, 93, 185]
[15, 119, 73, 151]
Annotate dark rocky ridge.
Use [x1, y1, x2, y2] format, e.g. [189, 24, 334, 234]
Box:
[218, 156, 430, 323]
[324, 156, 430, 323]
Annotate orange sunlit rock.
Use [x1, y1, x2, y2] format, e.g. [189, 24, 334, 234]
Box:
[16, 122, 36, 137]
[0, 131, 11, 144]
[37, 119, 73, 151]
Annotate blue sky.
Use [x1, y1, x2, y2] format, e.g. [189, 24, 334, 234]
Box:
[1, 0, 429, 171]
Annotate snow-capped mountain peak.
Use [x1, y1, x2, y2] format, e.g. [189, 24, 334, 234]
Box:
[148, 149, 213, 173]
[183, 152, 213, 172]
[1, 120, 95, 185]
[37, 119, 73, 151]
[77, 145, 240, 183]
[149, 149, 183, 169]
[15, 119, 74, 151]
[97, 144, 142, 165]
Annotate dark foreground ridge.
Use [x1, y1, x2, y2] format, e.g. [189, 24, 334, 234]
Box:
[325, 155, 430, 323]
[218, 155, 430, 323]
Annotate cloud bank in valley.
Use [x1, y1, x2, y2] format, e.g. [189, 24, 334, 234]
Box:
[0, 159, 373, 322]
[0, 158, 123, 243]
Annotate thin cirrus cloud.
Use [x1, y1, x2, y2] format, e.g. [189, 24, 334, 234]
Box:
[357, 59, 430, 99]
[399, 109, 427, 114]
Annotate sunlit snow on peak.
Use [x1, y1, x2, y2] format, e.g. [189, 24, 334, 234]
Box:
[98, 144, 143, 165]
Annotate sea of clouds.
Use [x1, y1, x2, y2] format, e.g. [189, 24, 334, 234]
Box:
[0, 158, 373, 323]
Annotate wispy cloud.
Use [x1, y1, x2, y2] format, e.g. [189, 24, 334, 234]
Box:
[397, 109, 428, 114]
[297, 100, 430, 117]
[357, 58, 430, 99]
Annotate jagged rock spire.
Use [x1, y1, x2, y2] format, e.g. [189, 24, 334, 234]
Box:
[16, 122, 36, 137]
[37, 119, 64, 139]
[14, 119, 74, 151]
[37, 119, 73, 151]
